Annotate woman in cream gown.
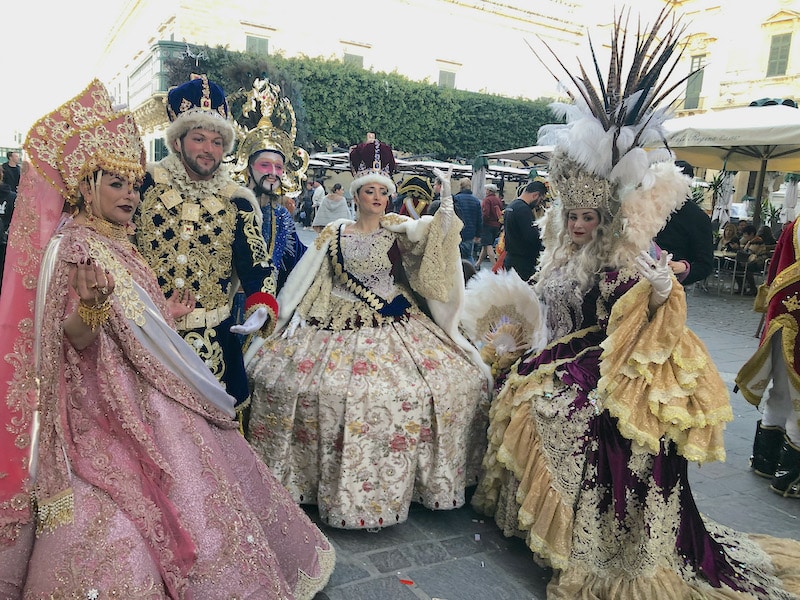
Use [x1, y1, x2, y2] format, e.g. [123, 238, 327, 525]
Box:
[245, 141, 491, 530]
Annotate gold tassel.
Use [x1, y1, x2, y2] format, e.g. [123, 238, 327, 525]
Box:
[36, 488, 75, 534]
[77, 299, 111, 331]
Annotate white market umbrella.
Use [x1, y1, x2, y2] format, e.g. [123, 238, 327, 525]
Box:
[663, 105, 800, 223]
[482, 145, 554, 165]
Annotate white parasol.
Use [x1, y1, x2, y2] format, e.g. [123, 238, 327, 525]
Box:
[663, 104, 800, 226]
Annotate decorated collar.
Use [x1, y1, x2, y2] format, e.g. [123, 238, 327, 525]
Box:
[152, 153, 242, 199]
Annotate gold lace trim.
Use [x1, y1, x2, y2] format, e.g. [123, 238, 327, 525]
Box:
[397, 210, 460, 304]
[599, 280, 732, 464]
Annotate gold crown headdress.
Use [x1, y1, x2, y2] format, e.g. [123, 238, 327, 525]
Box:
[26, 79, 145, 206]
[233, 78, 309, 195]
[534, 5, 695, 258]
[548, 149, 613, 213]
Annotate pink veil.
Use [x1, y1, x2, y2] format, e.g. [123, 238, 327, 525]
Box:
[0, 162, 66, 544]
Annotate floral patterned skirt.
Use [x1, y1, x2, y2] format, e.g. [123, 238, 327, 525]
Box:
[246, 314, 490, 529]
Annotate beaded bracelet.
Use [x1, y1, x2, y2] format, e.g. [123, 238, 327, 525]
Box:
[77, 298, 111, 331]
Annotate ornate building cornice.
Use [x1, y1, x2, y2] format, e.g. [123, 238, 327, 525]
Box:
[133, 93, 168, 136]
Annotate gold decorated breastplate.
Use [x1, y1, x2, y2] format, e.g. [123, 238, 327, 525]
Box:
[136, 168, 239, 312]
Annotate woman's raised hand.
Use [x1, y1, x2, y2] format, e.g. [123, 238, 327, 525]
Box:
[432, 167, 453, 214]
[166, 289, 196, 319]
[70, 257, 115, 306]
[634, 250, 673, 310]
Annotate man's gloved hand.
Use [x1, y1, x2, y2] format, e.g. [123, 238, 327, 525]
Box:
[230, 306, 268, 335]
[634, 250, 673, 311]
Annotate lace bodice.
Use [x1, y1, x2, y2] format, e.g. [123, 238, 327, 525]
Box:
[539, 269, 590, 341]
[333, 228, 400, 302]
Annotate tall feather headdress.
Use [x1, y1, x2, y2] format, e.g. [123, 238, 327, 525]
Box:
[535, 5, 697, 262]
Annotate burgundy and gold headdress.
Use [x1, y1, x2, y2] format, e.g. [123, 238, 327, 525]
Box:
[348, 140, 397, 197]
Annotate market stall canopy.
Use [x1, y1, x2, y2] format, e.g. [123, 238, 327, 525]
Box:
[662, 104, 800, 173]
[482, 145, 554, 165]
[307, 153, 537, 183]
[395, 158, 472, 175]
[308, 151, 350, 171]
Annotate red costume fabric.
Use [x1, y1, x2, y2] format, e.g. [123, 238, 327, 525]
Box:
[737, 218, 800, 406]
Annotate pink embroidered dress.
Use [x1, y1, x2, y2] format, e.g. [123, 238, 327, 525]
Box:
[20, 222, 334, 599]
[0, 79, 334, 600]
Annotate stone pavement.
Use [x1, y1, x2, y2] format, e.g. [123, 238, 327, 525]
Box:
[290, 237, 800, 599]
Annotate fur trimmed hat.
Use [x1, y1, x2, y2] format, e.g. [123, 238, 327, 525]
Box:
[165, 74, 235, 154]
[349, 140, 397, 197]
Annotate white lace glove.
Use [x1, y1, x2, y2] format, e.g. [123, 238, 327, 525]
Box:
[432, 167, 453, 215]
[230, 306, 268, 335]
[634, 250, 673, 312]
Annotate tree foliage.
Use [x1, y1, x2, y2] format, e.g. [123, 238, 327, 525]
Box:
[164, 45, 557, 160]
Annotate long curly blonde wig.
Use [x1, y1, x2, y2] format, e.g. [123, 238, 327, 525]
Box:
[534, 160, 690, 295]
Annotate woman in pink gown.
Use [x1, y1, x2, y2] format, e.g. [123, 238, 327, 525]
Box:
[0, 80, 334, 599]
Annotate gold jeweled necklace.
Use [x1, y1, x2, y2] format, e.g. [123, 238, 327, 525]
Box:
[86, 215, 134, 244]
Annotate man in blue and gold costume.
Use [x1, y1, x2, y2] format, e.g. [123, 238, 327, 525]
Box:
[135, 74, 279, 425]
[233, 78, 308, 292]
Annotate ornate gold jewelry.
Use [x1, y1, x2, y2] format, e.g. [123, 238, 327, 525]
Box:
[86, 215, 133, 243]
[77, 298, 111, 331]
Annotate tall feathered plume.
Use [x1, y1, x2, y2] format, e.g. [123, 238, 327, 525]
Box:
[534, 5, 698, 187]
[530, 5, 696, 268]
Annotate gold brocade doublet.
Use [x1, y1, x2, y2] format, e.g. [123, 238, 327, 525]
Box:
[137, 167, 238, 311]
[135, 159, 247, 389]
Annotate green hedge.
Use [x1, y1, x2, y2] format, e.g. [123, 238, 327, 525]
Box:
[165, 46, 557, 159]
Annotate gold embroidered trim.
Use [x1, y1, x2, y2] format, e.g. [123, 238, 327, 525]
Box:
[241, 207, 277, 296]
[137, 155, 248, 311]
[87, 237, 146, 326]
[293, 545, 336, 600]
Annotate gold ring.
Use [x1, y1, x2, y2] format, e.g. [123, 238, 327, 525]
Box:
[99, 287, 109, 295]
[89, 283, 98, 289]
